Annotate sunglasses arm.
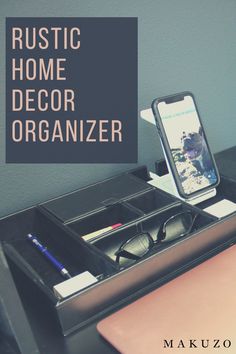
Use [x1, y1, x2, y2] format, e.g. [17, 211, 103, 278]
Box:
[115, 249, 141, 262]
[156, 224, 166, 242]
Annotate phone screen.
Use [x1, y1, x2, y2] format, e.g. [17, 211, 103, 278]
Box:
[157, 95, 218, 196]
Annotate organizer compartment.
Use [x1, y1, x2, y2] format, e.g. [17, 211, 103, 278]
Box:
[42, 173, 152, 223]
[125, 189, 178, 214]
[0, 207, 116, 297]
[66, 203, 143, 240]
[93, 203, 216, 267]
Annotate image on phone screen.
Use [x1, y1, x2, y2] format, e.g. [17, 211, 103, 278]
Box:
[157, 94, 218, 196]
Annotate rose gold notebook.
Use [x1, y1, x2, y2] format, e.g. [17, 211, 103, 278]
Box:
[97, 245, 236, 354]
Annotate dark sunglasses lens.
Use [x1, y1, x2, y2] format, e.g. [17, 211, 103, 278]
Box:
[164, 213, 193, 242]
[122, 233, 152, 258]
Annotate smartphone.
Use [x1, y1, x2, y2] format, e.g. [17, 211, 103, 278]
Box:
[152, 92, 220, 199]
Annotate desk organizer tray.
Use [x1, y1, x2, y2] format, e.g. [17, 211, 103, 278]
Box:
[1, 152, 236, 336]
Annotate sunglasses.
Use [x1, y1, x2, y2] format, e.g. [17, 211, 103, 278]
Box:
[115, 211, 198, 264]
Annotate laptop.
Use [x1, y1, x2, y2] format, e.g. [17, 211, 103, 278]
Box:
[97, 245, 236, 354]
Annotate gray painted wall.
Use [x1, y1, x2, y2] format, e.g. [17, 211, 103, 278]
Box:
[1, 0, 236, 217]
